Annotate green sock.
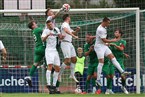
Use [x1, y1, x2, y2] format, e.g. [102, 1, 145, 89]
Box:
[29, 65, 37, 76]
[122, 78, 126, 86]
[109, 78, 113, 89]
[85, 80, 90, 92]
[107, 78, 113, 89]
[56, 81, 60, 87]
[92, 78, 96, 87]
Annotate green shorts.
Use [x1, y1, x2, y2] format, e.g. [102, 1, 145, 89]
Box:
[34, 45, 45, 63]
[114, 59, 125, 72]
[103, 61, 115, 76]
[87, 62, 98, 76]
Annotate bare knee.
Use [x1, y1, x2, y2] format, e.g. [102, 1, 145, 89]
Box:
[107, 53, 115, 60]
[71, 57, 77, 63]
[47, 64, 53, 70]
[54, 65, 60, 72]
[64, 58, 71, 65]
[99, 58, 104, 63]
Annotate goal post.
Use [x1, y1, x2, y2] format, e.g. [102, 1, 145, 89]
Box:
[0, 8, 141, 94]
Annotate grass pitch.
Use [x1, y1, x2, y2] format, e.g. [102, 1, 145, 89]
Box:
[1, 93, 144, 97]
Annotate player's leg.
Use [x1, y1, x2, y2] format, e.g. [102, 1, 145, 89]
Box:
[59, 42, 71, 76]
[52, 52, 60, 88]
[118, 60, 129, 94]
[45, 51, 55, 94]
[75, 72, 82, 89]
[25, 46, 45, 87]
[94, 46, 105, 86]
[81, 65, 93, 94]
[108, 64, 115, 94]
[70, 44, 79, 82]
[93, 65, 101, 94]
[105, 47, 128, 75]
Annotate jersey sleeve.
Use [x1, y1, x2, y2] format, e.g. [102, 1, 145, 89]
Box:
[121, 40, 127, 48]
[0, 40, 4, 50]
[41, 29, 50, 37]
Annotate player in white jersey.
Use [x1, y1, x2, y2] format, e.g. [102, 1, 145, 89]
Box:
[45, 7, 63, 27]
[0, 40, 7, 61]
[41, 20, 64, 94]
[59, 14, 80, 82]
[94, 17, 130, 86]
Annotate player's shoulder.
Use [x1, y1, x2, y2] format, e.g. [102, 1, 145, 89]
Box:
[120, 39, 126, 42]
[43, 28, 49, 32]
[54, 27, 60, 30]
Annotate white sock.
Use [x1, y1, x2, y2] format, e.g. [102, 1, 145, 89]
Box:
[53, 71, 59, 86]
[70, 63, 75, 76]
[97, 63, 103, 80]
[46, 70, 51, 86]
[111, 58, 124, 73]
[59, 63, 67, 76]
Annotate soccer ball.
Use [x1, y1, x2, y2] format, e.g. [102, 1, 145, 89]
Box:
[62, 4, 70, 12]
[74, 88, 82, 94]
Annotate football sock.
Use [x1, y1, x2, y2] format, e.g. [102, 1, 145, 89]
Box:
[46, 70, 51, 85]
[111, 58, 124, 73]
[29, 65, 37, 76]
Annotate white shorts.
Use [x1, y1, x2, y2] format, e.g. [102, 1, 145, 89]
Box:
[61, 42, 76, 58]
[94, 44, 112, 59]
[45, 50, 60, 66]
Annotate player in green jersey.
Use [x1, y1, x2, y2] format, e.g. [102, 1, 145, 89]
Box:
[25, 21, 45, 87]
[81, 33, 101, 94]
[106, 29, 130, 94]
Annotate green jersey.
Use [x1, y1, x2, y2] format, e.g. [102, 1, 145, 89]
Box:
[32, 28, 44, 47]
[84, 40, 98, 64]
[110, 39, 126, 59]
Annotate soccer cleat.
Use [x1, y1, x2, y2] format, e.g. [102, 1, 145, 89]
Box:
[109, 89, 115, 94]
[105, 89, 110, 94]
[95, 89, 101, 94]
[121, 86, 129, 94]
[92, 87, 96, 94]
[121, 71, 131, 77]
[55, 90, 61, 94]
[24, 76, 33, 87]
[70, 74, 79, 82]
[81, 92, 87, 94]
[46, 85, 55, 94]
[96, 80, 102, 86]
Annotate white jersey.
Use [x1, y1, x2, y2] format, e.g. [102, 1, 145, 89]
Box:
[42, 27, 60, 50]
[0, 40, 4, 50]
[61, 22, 74, 42]
[95, 25, 107, 46]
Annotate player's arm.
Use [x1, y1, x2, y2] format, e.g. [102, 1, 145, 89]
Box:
[63, 27, 78, 39]
[41, 30, 52, 42]
[102, 38, 119, 43]
[51, 8, 64, 20]
[84, 45, 94, 56]
[109, 43, 125, 51]
[72, 27, 80, 36]
[123, 53, 130, 58]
